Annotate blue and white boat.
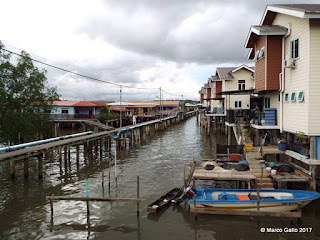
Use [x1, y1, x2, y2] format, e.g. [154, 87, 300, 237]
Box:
[189, 188, 320, 212]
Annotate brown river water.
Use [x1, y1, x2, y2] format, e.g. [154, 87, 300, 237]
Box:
[0, 116, 320, 240]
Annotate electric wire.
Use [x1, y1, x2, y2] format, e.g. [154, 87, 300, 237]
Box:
[2, 48, 159, 90]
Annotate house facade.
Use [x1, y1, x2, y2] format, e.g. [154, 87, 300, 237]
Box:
[245, 4, 320, 158]
[200, 65, 255, 115]
[50, 100, 105, 119]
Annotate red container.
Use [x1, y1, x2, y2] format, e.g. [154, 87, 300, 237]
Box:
[228, 154, 241, 161]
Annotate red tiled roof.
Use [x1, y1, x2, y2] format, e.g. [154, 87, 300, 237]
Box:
[73, 101, 105, 107]
[52, 100, 105, 107]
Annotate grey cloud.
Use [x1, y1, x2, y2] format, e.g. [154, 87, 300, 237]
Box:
[80, 0, 320, 66]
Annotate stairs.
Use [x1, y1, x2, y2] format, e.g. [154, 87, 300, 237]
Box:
[238, 125, 274, 189]
[246, 148, 275, 189]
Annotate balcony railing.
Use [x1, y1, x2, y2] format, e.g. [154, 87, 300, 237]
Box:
[252, 108, 277, 126]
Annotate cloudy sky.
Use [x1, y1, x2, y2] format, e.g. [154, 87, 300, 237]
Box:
[1, 0, 319, 101]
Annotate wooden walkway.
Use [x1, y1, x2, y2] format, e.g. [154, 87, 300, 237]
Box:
[0, 111, 197, 163]
[54, 119, 115, 131]
[245, 147, 275, 189]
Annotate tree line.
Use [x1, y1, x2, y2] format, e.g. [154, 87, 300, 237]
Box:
[0, 43, 59, 145]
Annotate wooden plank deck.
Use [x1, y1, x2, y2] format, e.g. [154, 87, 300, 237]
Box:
[193, 162, 255, 182]
[245, 147, 275, 189]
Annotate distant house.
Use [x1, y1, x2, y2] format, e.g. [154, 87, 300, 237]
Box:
[200, 65, 254, 116]
[50, 100, 105, 119]
[245, 4, 320, 158]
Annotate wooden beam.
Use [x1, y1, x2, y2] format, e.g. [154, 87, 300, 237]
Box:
[46, 196, 141, 202]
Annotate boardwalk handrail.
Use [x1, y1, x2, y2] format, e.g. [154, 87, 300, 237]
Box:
[0, 131, 94, 153]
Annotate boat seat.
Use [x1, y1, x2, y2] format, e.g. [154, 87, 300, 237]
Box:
[238, 195, 250, 200]
[248, 194, 275, 200]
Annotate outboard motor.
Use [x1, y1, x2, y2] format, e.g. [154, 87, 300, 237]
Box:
[172, 186, 197, 205]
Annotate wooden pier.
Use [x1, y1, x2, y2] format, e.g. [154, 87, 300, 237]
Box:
[0, 111, 197, 179]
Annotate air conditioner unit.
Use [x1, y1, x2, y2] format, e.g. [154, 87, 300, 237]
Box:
[285, 56, 296, 68]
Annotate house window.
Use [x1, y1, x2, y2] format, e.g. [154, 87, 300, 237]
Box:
[284, 93, 289, 102]
[238, 80, 245, 90]
[235, 101, 242, 108]
[61, 108, 69, 114]
[258, 47, 265, 59]
[297, 91, 304, 102]
[291, 92, 296, 102]
[264, 96, 270, 108]
[291, 38, 299, 59]
[254, 50, 260, 61]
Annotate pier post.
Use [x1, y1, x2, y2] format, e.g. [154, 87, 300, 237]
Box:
[228, 126, 232, 146]
[68, 146, 71, 171]
[207, 116, 210, 135]
[38, 153, 43, 178]
[99, 139, 103, 160]
[64, 147, 68, 173]
[108, 139, 111, 151]
[76, 145, 80, 169]
[10, 160, 15, 179]
[24, 158, 29, 178]
[137, 176, 140, 216]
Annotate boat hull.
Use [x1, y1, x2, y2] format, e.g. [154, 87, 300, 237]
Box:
[147, 187, 182, 213]
[189, 188, 320, 213]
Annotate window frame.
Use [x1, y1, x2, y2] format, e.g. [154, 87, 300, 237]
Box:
[284, 93, 289, 102]
[234, 101, 242, 108]
[61, 108, 69, 114]
[238, 80, 246, 91]
[291, 92, 296, 102]
[254, 50, 260, 61]
[264, 96, 271, 109]
[290, 38, 299, 59]
[297, 91, 304, 102]
[258, 47, 265, 59]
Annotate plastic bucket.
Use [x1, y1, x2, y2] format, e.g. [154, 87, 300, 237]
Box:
[271, 169, 277, 175]
[278, 142, 287, 151]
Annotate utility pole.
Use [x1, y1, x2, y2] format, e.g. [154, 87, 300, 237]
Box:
[120, 86, 122, 128]
[160, 87, 162, 121]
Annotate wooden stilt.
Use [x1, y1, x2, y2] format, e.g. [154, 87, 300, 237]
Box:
[24, 158, 29, 178]
[137, 176, 140, 216]
[38, 153, 43, 178]
[76, 145, 80, 169]
[10, 160, 15, 179]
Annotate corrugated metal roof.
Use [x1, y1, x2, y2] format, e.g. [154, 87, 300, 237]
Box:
[270, 4, 320, 13]
[216, 67, 236, 80]
[128, 100, 181, 106]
